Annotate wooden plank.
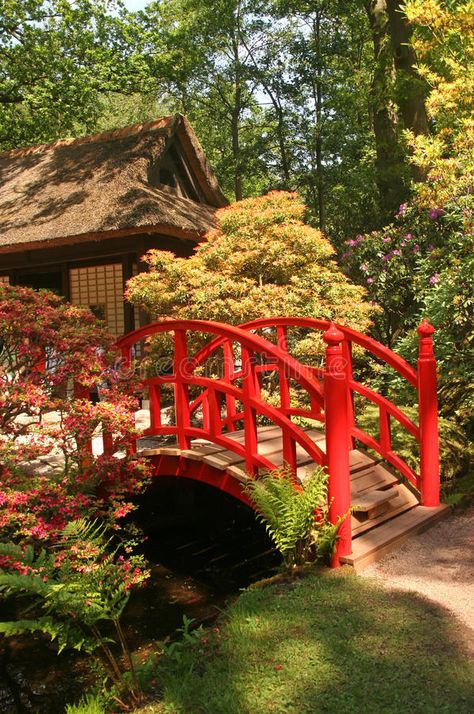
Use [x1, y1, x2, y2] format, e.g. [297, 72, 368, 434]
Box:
[225, 426, 279, 444]
[141, 447, 181, 457]
[352, 487, 399, 512]
[180, 449, 205, 462]
[350, 464, 398, 496]
[349, 449, 381, 473]
[225, 464, 249, 483]
[189, 443, 223, 455]
[341, 504, 450, 570]
[351, 487, 419, 535]
[202, 451, 247, 469]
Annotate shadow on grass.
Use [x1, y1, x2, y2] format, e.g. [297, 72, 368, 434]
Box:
[154, 572, 474, 714]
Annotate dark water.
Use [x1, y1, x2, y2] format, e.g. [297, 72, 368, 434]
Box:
[0, 479, 280, 712]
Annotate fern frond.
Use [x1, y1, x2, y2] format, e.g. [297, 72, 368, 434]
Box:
[0, 571, 49, 597]
[245, 465, 340, 569]
[0, 542, 24, 562]
[58, 518, 108, 548]
[0, 615, 57, 639]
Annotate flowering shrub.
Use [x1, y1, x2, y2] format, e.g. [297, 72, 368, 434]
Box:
[0, 284, 151, 546]
[0, 284, 153, 704]
[344, 194, 473, 433]
[0, 519, 149, 707]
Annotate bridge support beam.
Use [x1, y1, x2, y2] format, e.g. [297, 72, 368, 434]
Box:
[323, 324, 352, 566]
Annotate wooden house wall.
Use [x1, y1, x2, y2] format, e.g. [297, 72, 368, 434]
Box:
[0, 233, 195, 337]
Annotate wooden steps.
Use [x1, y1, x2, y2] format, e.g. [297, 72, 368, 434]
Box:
[340, 504, 451, 571]
[140, 426, 450, 570]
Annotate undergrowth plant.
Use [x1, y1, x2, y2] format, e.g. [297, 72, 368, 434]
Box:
[65, 694, 105, 714]
[244, 466, 340, 573]
[0, 519, 148, 709]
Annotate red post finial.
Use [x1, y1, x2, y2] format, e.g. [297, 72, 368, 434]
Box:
[323, 323, 345, 346]
[417, 318, 435, 339]
[417, 319, 435, 360]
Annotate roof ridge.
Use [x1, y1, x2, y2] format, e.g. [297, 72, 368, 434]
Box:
[0, 115, 177, 160]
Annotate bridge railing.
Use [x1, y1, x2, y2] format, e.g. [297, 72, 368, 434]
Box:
[116, 320, 326, 478]
[191, 316, 440, 509]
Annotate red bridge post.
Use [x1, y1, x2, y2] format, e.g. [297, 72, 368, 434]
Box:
[323, 324, 352, 566]
[417, 319, 440, 506]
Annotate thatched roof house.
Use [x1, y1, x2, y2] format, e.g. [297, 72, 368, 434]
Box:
[0, 114, 227, 335]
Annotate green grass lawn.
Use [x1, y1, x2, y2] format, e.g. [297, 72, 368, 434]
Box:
[137, 570, 474, 714]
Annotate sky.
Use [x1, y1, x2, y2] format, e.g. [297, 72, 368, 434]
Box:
[123, 0, 148, 11]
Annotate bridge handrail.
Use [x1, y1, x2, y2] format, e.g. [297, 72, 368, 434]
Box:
[116, 319, 327, 474]
[194, 316, 417, 387]
[115, 316, 440, 566]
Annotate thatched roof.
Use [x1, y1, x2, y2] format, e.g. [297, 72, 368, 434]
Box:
[0, 114, 228, 254]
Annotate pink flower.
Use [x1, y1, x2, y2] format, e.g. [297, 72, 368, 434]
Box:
[429, 274, 440, 285]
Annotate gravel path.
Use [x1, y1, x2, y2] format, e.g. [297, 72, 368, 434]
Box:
[360, 505, 474, 652]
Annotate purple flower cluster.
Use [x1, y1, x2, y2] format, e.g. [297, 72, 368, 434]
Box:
[396, 203, 408, 217]
[429, 273, 440, 285]
[347, 234, 364, 247]
[429, 207, 445, 220]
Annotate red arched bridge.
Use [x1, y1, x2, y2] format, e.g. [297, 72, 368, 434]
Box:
[113, 317, 448, 569]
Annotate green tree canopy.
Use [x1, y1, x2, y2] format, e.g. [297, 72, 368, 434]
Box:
[0, 0, 148, 148]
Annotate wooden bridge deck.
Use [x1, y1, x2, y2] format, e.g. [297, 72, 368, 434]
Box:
[140, 426, 449, 570]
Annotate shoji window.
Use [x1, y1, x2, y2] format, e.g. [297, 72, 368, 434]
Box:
[69, 264, 125, 337]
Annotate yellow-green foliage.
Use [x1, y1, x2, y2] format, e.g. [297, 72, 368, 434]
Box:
[126, 192, 373, 333]
[404, 0, 474, 208]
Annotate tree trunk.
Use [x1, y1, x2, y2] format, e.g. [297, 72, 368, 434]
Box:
[385, 0, 429, 136]
[231, 30, 243, 201]
[312, 11, 325, 232]
[364, 0, 408, 218]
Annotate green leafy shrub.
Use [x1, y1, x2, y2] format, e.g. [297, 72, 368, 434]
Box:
[244, 466, 340, 572]
[356, 404, 472, 488]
